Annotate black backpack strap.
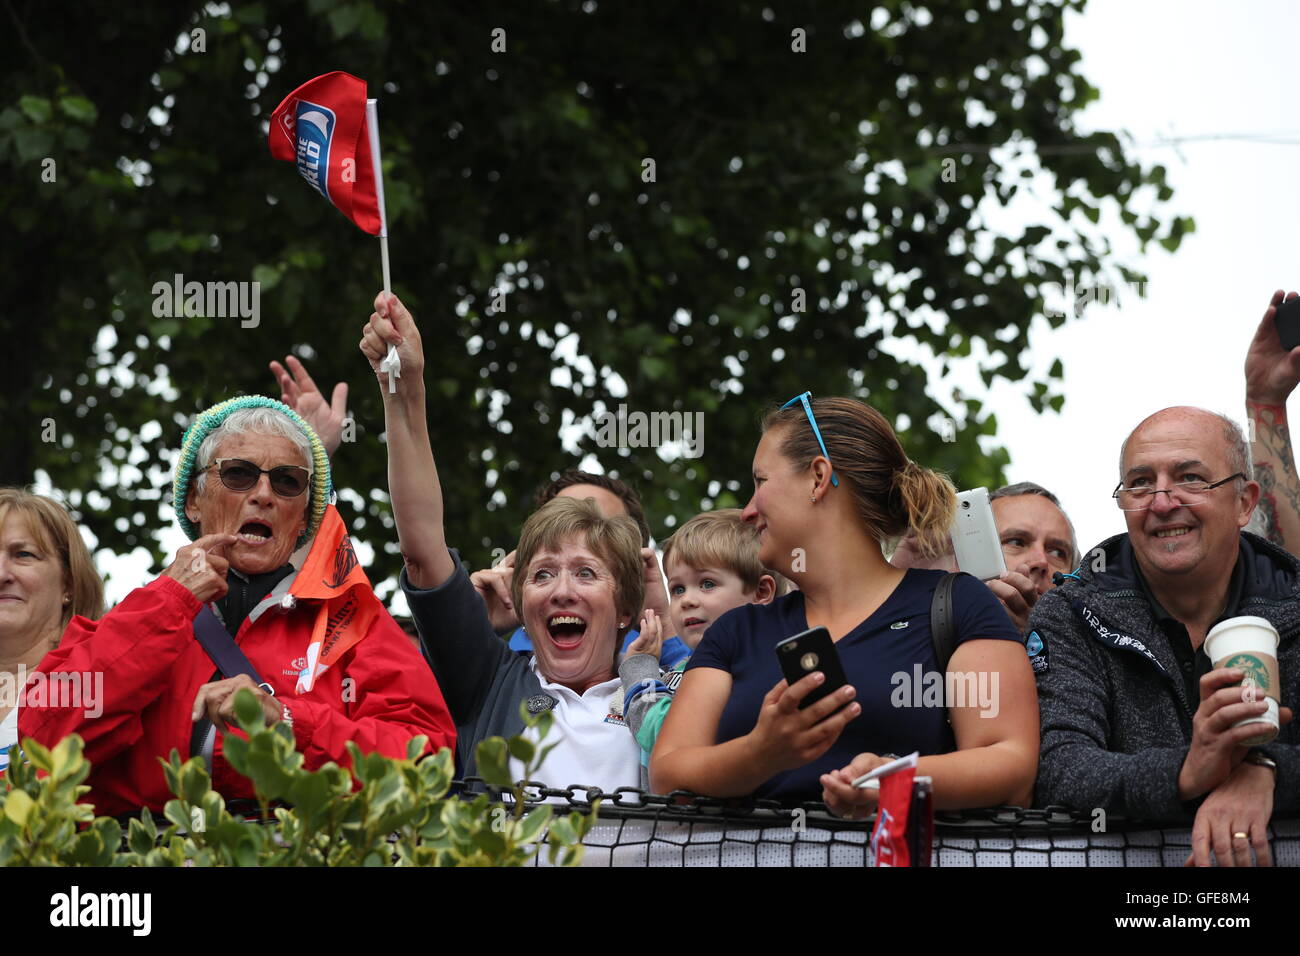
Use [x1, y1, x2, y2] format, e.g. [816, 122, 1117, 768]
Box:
[929, 572, 971, 673]
[192, 606, 273, 693]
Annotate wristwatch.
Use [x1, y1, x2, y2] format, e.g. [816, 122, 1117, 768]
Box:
[1243, 751, 1278, 774]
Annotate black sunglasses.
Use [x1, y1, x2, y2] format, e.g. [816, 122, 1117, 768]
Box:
[207, 458, 312, 498]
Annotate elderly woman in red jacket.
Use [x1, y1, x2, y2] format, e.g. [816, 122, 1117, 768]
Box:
[19, 396, 455, 816]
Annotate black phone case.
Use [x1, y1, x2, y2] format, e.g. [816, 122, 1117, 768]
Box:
[1275, 297, 1300, 351]
[775, 626, 849, 710]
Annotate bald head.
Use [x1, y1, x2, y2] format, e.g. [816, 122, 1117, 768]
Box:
[1120, 407, 1250, 485]
[1117, 405, 1260, 589]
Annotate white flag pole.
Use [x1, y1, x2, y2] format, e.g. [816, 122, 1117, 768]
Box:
[366, 98, 399, 393]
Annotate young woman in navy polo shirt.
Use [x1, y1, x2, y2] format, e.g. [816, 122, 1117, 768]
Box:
[651, 395, 1039, 814]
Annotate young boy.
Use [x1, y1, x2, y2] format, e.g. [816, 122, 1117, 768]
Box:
[619, 510, 785, 783]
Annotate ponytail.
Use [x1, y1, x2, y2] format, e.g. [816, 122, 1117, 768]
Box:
[893, 460, 957, 559]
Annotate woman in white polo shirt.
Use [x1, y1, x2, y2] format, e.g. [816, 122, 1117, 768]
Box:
[360, 292, 646, 791]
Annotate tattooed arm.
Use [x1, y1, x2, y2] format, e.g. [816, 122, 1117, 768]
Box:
[1245, 290, 1300, 551]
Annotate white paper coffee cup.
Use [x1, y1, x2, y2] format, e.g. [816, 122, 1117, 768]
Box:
[1204, 616, 1281, 746]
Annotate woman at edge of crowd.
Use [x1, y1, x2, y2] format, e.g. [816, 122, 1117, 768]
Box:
[18, 397, 456, 815]
[651, 394, 1039, 815]
[0, 489, 104, 772]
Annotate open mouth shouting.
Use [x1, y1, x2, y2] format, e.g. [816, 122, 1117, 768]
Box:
[547, 614, 589, 650]
[236, 518, 274, 545]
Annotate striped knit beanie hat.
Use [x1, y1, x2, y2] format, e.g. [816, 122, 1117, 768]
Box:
[172, 395, 331, 544]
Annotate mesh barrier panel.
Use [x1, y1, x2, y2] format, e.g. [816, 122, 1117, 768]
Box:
[450, 783, 1300, 868]
[538, 811, 1300, 867]
[174, 784, 1300, 866]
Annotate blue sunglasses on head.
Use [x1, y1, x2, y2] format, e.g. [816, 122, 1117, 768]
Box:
[779, 391, 839, 487]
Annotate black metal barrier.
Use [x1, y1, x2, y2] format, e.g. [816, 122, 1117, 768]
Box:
[455, 782, 1300, 867]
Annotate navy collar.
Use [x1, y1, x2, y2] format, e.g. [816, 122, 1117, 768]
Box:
[1127, 539, 1247, 630]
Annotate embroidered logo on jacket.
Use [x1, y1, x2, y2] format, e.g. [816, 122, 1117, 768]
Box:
[526, 694, 557, 714]
[1025, 630, 1048, 673]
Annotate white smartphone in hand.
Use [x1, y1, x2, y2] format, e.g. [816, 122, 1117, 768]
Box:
[950, 488, 1006, 582]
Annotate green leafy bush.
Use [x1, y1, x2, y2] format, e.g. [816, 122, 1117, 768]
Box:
[0, 691, 596, 866]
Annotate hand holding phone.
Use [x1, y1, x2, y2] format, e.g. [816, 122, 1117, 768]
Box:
[1274, 296, 1300, 351]
[775, 626, 848, 709]
[750, 633, 860, 776]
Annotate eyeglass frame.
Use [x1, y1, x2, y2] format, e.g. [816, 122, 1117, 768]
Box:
[1110, 472, 1245, 511]
[204, 458, 314, 498]
[779, 391, 839, 488]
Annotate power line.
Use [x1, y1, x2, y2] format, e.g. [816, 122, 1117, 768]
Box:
[931, 132, 1300, 156]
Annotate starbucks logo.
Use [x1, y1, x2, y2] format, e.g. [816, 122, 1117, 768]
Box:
[1226, 653, 1271, 694]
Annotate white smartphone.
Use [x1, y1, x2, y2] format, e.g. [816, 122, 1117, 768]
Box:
[949, 487, 1006, 581]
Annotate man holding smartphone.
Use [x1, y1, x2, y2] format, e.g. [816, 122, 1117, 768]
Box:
[890, 481, 1078, 635]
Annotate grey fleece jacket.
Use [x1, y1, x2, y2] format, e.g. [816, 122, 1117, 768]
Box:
[1030, 530, 1300, 822]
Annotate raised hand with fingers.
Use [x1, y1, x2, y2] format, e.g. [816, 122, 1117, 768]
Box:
[628, 608, 664, 659]
[269, 355, 349, 457]
[639, 548, 672, 623]
[470, 550, 519, 633]
[1245, 289, 1300, 406]
[1245, 289, 1300, 551]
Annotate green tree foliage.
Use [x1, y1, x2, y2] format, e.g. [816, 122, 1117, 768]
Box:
[1, 693, 595, 866]
[1, 0, 1190, 593]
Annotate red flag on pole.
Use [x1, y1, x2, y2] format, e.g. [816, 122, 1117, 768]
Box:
[268, 71, 384, 236]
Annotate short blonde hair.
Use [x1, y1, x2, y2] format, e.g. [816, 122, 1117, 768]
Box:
[0, 489, 104, 635]
[511, 496, 645, 639]
[661, 509, 787, 597]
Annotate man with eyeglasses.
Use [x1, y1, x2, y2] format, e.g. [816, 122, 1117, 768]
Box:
[1029, 406, 1300, 866]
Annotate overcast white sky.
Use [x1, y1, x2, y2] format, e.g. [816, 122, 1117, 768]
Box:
[88, 0, 1300, 604]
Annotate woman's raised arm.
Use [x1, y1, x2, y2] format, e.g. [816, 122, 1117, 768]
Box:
[359, 292, 455, 590]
